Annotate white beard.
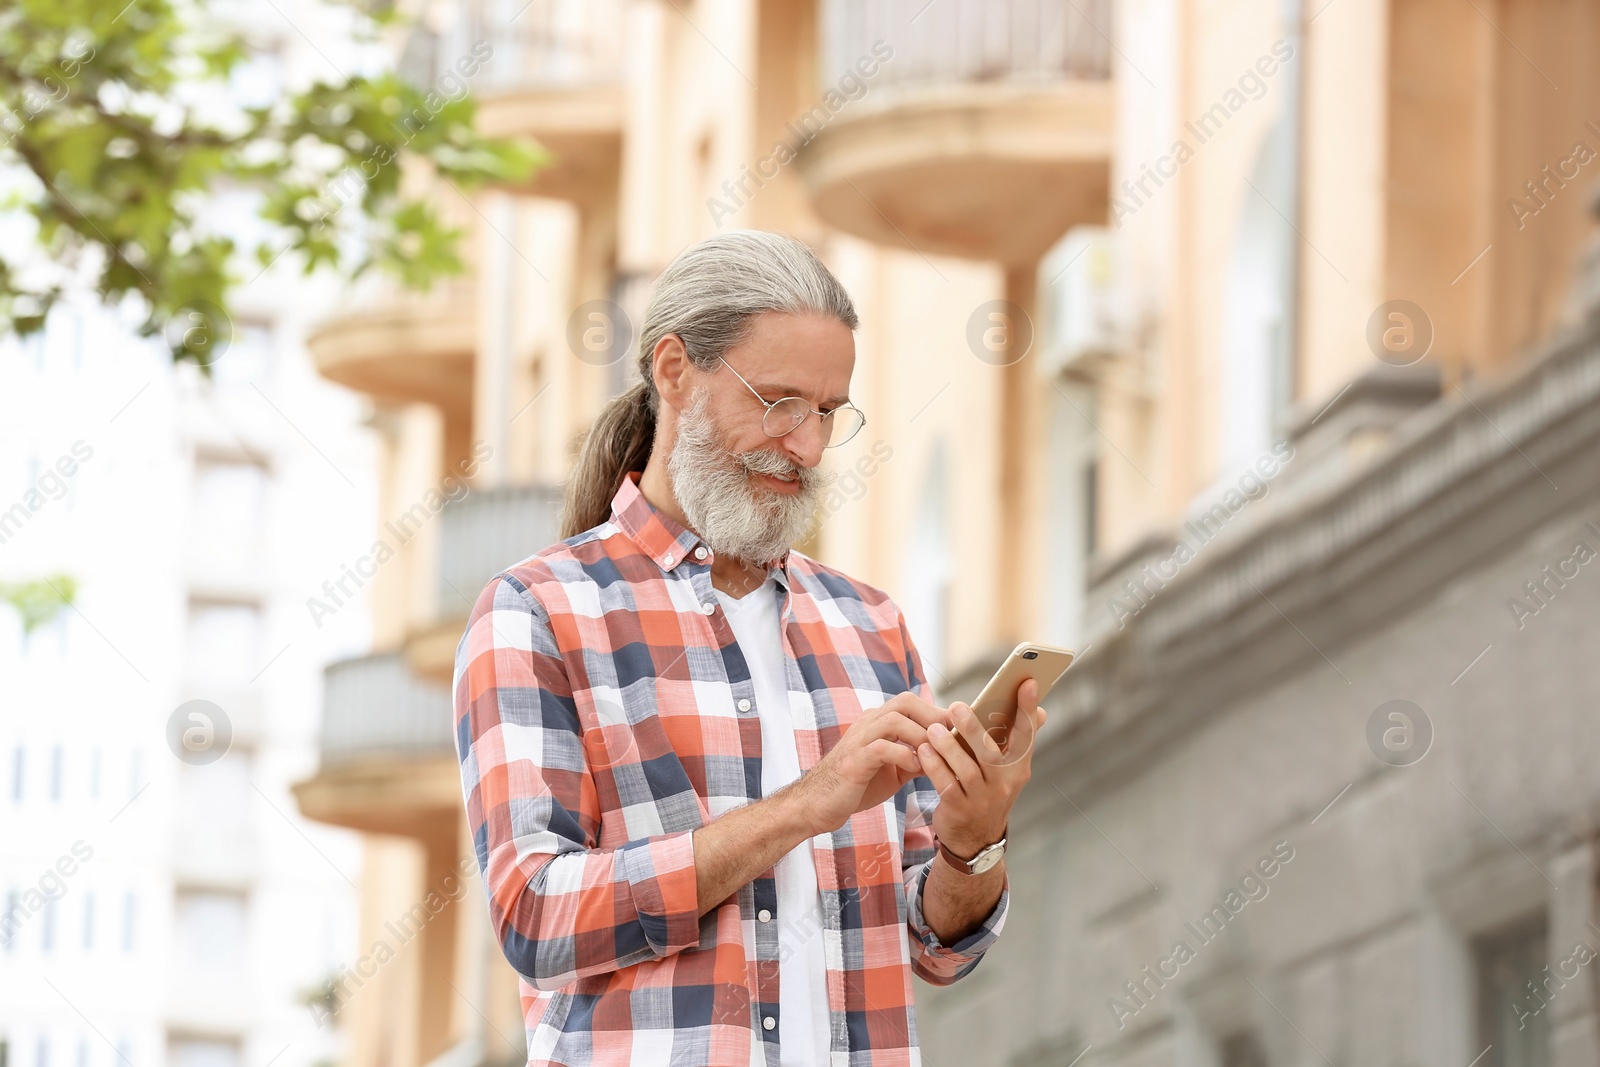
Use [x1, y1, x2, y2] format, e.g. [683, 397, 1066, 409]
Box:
[667, 388, 835, 565]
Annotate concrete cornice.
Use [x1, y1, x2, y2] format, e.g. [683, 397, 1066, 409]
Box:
[1033, 313, 1600, 805]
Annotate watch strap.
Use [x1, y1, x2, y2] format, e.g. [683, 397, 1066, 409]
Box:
[935, 827, 1007, 874]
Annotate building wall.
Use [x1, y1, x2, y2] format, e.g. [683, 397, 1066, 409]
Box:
[298, 0, 1600, 1064]
[924, 420, 1600, 1064]
[0, 295, 367, 1067]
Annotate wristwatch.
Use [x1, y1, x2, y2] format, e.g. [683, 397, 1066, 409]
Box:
[935, 828, 1008, 875]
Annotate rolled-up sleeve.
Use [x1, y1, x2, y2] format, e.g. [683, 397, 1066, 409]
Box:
[453, 572, 702, 991]
[892, 608, 1009, 985]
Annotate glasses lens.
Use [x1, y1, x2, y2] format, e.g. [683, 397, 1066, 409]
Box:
[763, 397, 809, 438]
[823, 406, 865, 448]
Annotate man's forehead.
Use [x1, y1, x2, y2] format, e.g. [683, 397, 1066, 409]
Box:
[734, 314, 855, 403]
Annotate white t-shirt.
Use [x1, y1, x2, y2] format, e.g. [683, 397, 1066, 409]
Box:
[714, 576, 832, 1067]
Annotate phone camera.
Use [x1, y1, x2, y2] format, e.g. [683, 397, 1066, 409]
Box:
[1022, 650, 1038, 660]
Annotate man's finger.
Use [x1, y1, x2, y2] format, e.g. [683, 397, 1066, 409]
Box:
[1004, 693, 1043, 764]
[864, 709, 932, 750]
[928, 717, 985, 786]
[886, 694, 954, 731]
[916, 742, 961, 798]
[865, 737, 922, 776]
[951, 701, 1003, 771]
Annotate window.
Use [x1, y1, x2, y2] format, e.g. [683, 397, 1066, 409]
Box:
[1219, 112, 1298, 469]
[185, 601, 263, 687]
[173, 890, 248, 973]
[208, 321, 273, 387]
[177, 749, 252, 843]
[49, 744, 61, 801]
[83, 892, 94, 950]
[121, 891, 136, 952]
[3, 890, 18, 950]
[1046, 382, 1097, 647]
[167, 1040, 239, 1067]
[22, 608, 70, 658]
[11, 745, 22, 801]
[1475, 915, 1550, 1067]
[606, 272, 652, 399]
[901, 441, 952, 684]
[41, 897, 55, 951]
[190, 461, 269, 576]
[192, 460, 268, 544]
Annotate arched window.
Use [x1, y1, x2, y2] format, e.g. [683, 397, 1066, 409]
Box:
[1219, 112, 1297, 473]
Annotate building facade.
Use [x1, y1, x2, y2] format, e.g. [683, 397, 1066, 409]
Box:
[0, 211, 367, 1067]
[292, 1, 1600, 1065]
[0, 4, 393, 1066]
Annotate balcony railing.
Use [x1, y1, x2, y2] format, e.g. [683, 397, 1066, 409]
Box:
[437, 483, 566, 619]
[400, 0, 626, 95]
[821, 0, 1112, 89]
[320, 651, 453, 766]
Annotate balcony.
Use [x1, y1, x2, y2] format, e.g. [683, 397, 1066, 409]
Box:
[798, 0, 1114, 265]
[407, 482, 566, 681]
[305, 274, 476, 414]
[403, 0, 626, 205]
[292, 651, 463, 835]
[320, 651, 453, 763]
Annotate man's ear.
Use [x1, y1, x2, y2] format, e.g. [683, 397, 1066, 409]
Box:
[652, 333, 695, 415]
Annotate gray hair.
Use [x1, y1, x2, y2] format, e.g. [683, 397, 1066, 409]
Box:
[561, 230, 858, 537]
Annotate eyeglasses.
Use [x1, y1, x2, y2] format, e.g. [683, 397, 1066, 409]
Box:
[716, 356, 866, 448]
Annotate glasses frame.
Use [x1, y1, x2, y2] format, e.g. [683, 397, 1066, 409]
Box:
[715, 355, 866, 448]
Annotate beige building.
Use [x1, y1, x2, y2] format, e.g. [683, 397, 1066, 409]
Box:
[292, 0, 1600, 1065]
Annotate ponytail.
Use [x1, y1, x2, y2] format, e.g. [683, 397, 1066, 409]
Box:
[560, 379, 656, 538]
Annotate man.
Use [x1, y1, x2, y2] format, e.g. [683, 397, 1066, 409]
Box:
[454, 230, 1045, 1066]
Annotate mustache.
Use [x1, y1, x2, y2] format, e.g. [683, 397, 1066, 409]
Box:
[738, 444, 836, 491]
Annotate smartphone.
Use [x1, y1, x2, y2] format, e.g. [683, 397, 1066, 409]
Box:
[955, 642, 1076, 759]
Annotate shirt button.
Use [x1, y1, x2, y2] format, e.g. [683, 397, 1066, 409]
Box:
[702, 602, 716, 615]
[757, 908, 771, 922]
[694, 546, 708, 560]
[762, 1016, 776, 1031]
[663, 555, 673, 568]
[738, 698, 752, 712]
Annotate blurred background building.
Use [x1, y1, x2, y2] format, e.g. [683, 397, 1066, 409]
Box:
[0, 186, 369, 1067]
[0, 5, 384, 1067]
[234, 0, 1600, 1065]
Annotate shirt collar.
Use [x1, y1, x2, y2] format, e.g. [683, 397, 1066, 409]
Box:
[609, 470, 791, 590]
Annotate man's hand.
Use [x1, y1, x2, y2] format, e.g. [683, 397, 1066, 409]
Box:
[920, 677, 1046, 856]
[793, 692, 951, 836]
[914, 678, 1045, 946]
[692, 692, 950, 915]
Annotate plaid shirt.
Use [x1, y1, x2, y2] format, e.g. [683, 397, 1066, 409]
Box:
[452, 470, 1007, 1066]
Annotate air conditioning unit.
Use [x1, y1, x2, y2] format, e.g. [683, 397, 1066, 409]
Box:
[1038, 226, 1119, 379]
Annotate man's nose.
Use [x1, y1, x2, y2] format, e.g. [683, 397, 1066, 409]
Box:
[783, 413, 829, 468]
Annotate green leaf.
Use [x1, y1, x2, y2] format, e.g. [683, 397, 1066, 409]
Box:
[0, 0, 548, 363]
[0, 574, 78, 635]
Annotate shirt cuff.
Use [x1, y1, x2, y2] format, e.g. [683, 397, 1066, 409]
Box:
[907, 856, 1009, 957]
[616, 829, 702, 956]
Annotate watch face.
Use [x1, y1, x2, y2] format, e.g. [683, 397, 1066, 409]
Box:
[970, 842, 1005, 874]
